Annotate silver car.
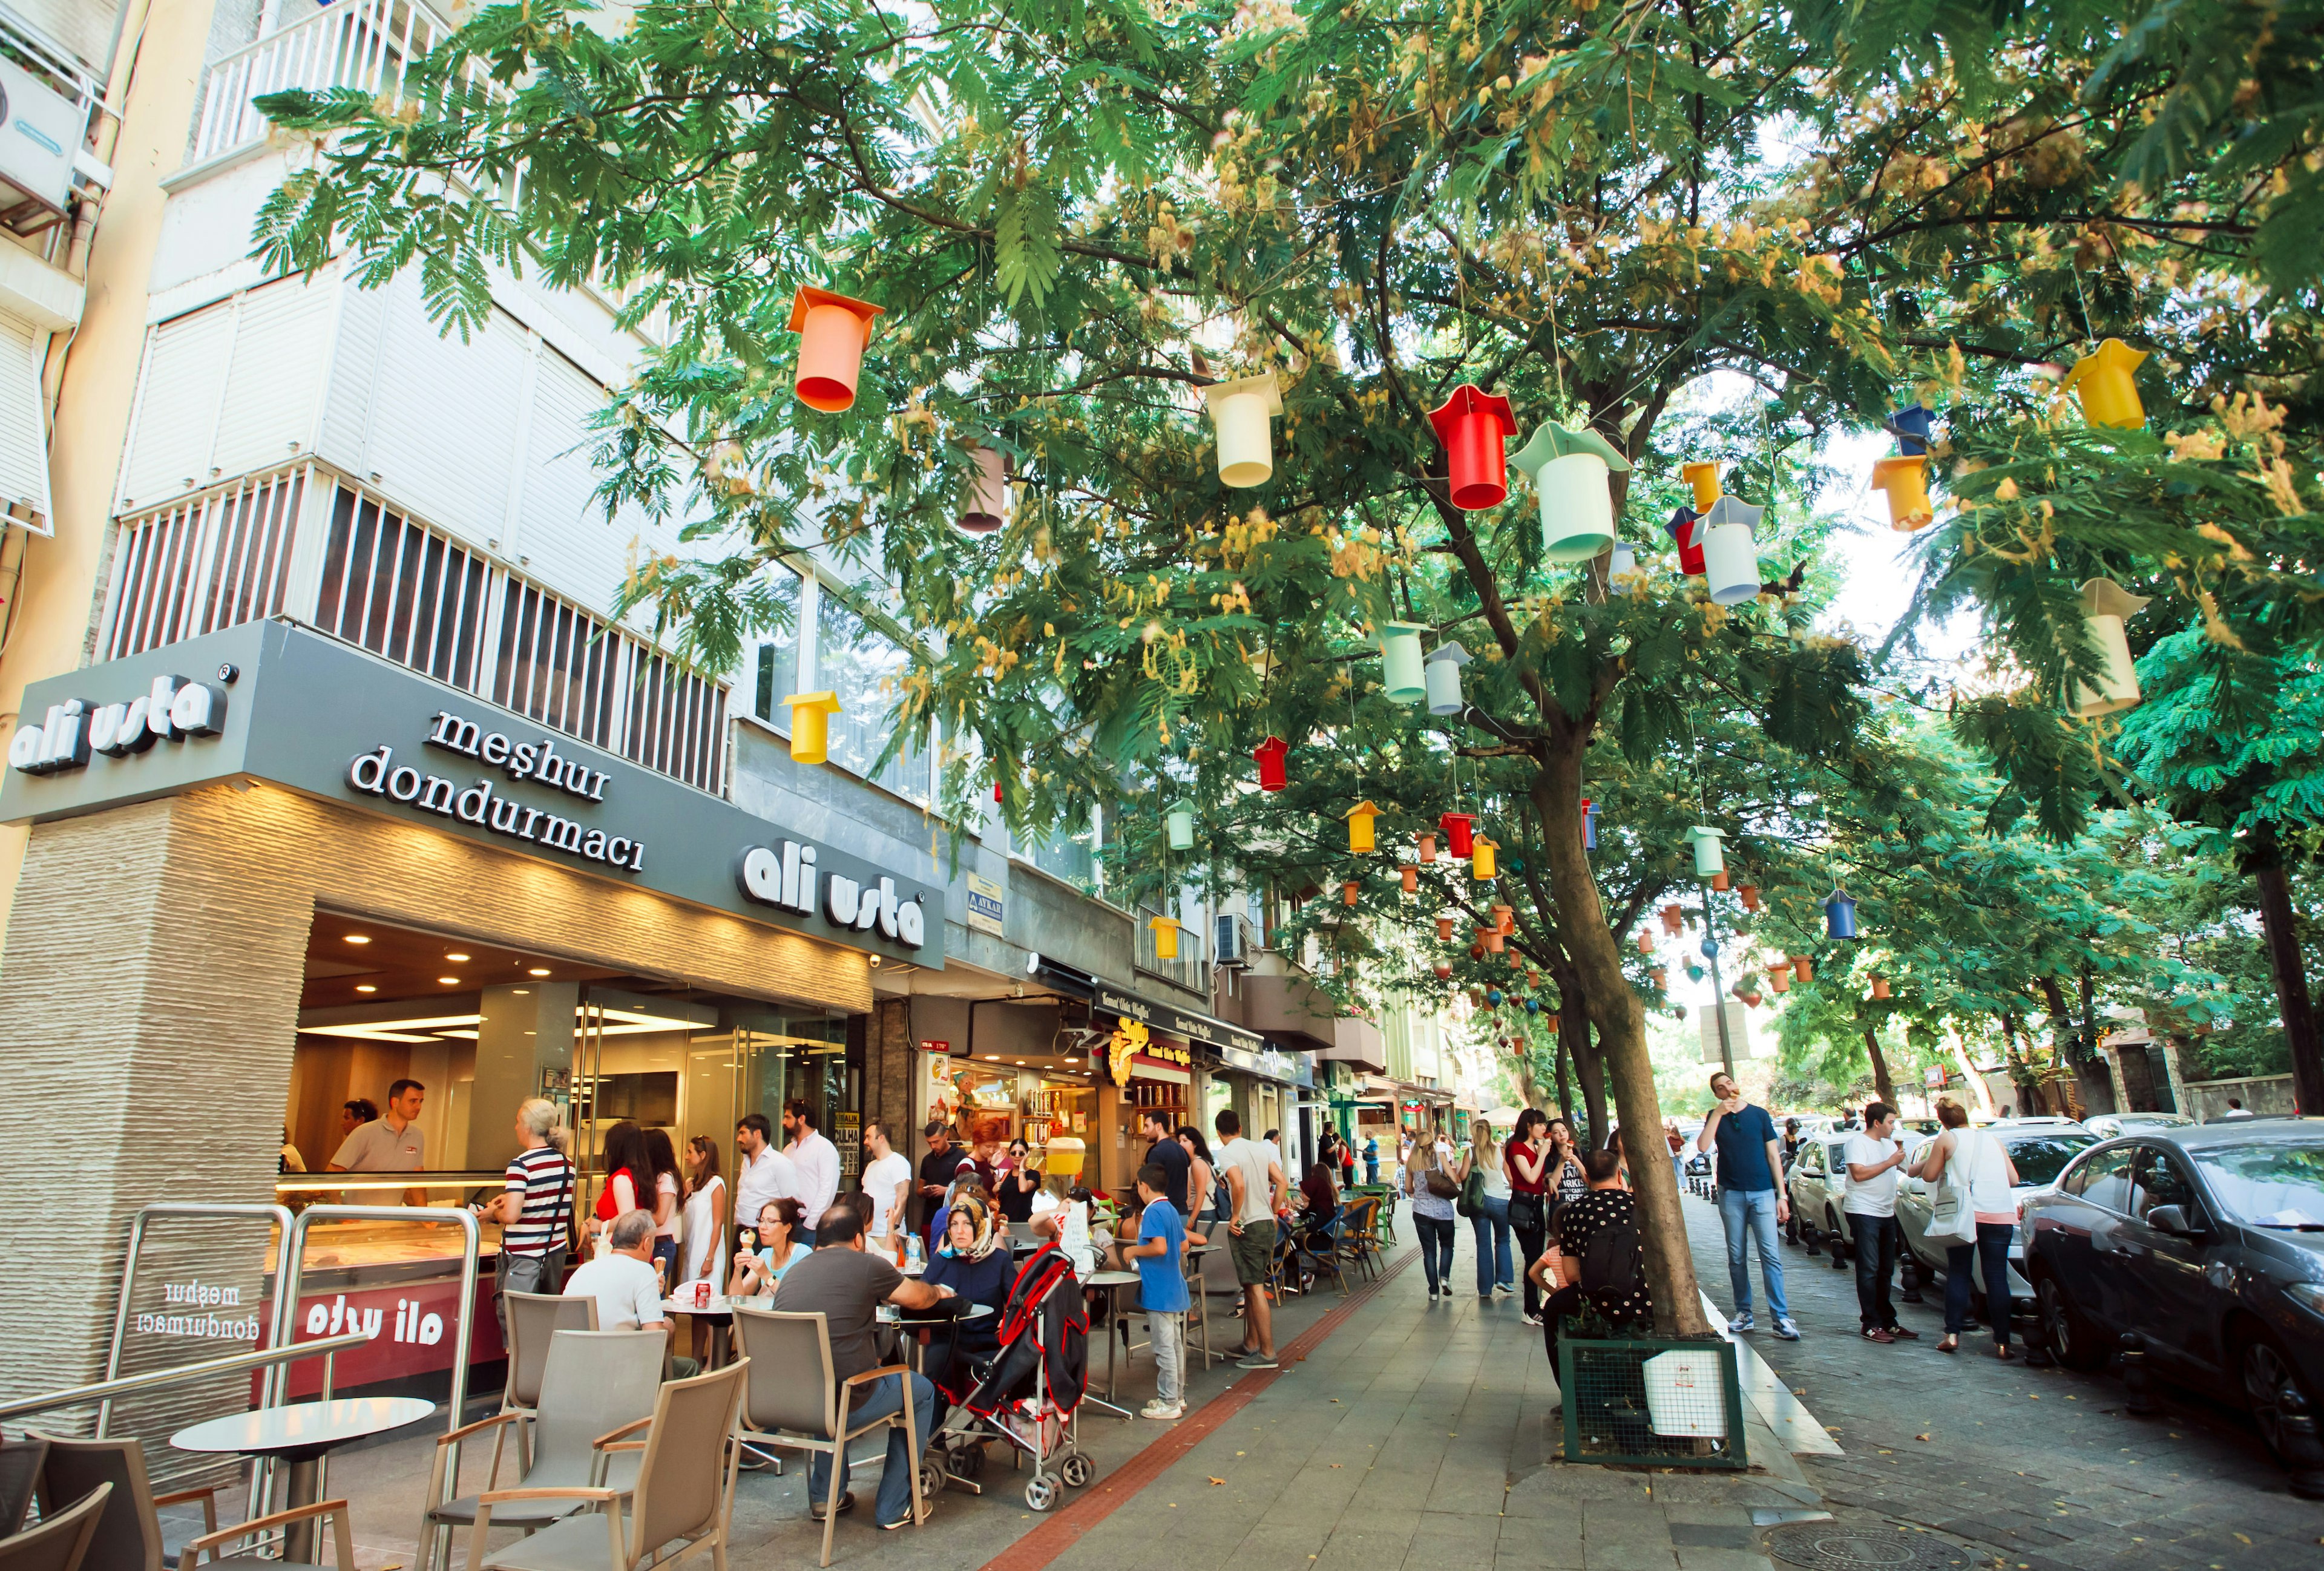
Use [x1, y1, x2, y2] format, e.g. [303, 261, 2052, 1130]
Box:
[1895, 1126, 2098, 1308]
[2081, 1112, 2195, 1140]
[1784, 1136, 1859, 1262]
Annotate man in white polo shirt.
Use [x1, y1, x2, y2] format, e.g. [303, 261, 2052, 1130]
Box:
[329, 1080, 427, 1171]
[1841, 1102, 1917, 1345]
[784, 1099, 841, 1245]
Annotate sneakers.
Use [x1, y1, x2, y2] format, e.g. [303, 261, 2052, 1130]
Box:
[1495, 1282, 1517, 1296]
[1888, 1324, 1921, 1340]
[1521, 1313, 1543, 1327]
[1774, 1318, 1802, 1340]
[1141, 1399, 1186, 1420]
[1728, 1311, 1756, 1333]
[1236, 1351, 1279, 1369]
[1221, 1343, 1256, 1360]
[1861, 1326, 1896, 1344]
[809, 1492, 855, 1521]
[878, 1503, 932, 1531]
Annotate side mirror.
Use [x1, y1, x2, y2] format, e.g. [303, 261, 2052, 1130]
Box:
[2145, 1204, 2202, 1237]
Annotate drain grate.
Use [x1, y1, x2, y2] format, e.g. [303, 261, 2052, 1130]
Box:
[1763, 1522, 1984, 1570]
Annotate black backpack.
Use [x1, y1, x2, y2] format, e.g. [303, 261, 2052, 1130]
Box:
[1578, 1209, 1643, 1298]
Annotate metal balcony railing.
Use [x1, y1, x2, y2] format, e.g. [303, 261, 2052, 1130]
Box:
[191, 0, 462, 168]
[1135, 905, 1210, 995]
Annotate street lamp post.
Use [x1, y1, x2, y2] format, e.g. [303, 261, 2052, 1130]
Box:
[1701, 886, 1735, 1079]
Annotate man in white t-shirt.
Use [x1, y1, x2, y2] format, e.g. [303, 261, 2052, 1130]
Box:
[734, 1113, 802, 1238]
[858, 1120, 914, 1242]
[328, 1079, 427, 1171]
[1215, 1109, 1287, 1372]
[562, 1210, 700, 1376]
[1840, 1103, 1917, 1345]
[783, 1100, 841, 1242]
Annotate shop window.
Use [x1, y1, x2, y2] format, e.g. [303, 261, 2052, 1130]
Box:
[749, 569, 803, 726]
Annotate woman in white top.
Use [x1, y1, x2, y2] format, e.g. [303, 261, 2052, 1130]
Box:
[1468, 1120, 1515, 1300]
[1911, 1099, 2021, 1358]
[643, 1129, 683, 1287]
[677, 1135, 727, 1366]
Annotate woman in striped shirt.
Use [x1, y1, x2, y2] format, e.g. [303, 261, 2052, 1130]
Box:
[474, 1098, 576, 1335]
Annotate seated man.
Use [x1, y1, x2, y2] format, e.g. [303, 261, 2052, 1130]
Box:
[768, 1199, 950, 1530]
[563, 1208, 700, 1378]
[1526, 1149, 1654, 1380]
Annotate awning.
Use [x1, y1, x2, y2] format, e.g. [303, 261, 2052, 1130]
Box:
[1091, 980, 1270, 1060]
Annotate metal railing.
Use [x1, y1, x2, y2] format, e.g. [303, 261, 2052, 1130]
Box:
[0, 1334, 372, 1427]
[1135, 904, 1210, 995]
[191, 0, 461, 168]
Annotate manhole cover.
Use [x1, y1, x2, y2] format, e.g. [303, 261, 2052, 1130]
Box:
[1763, 1522, 1983, 1570]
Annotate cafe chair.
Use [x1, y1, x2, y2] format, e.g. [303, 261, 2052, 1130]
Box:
[458, 1358, 748, 1571]
[0, 1479, 109, 1571]
[418, 1330, 663, 1571]
[501, 1293, 600, 1469]
[0, 1439, 49, 1537]
[729, 1308, 928, 1569]
[32, 1435, 245, 1571]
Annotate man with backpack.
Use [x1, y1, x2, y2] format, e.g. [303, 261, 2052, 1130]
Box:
[1526, 1149, 1654, 1379]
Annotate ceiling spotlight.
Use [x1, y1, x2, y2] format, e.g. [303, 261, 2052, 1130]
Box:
[1015, 1060, 1026, 1065]
[356, 985, 378, 994]
[439, 976, 461, 985]
[528, 967, 551, 977]
[445, 952, 471, 962]
[1063, 1057, 1079, 1064]
[511, 988, 530, 995]
[343, 934, 372, 945]
[983, 1054, 1000, 1061]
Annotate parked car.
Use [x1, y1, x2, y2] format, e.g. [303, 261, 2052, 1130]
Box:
[1784, 1135, 1859, 1260]
[2021, 1120, 2324, 1469]
[1894, 1124, 2098, 1309]
[2082, 1112, 2195, 1140]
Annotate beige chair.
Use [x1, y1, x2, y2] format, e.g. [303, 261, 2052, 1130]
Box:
[0, 1480, 109, 1571]
[459, 1358, 748, 1571]
[0, 1440, 48, 1538]
[419, 1330, 665, 1571]
[31, 1435, 329, 1571]
[729, 1308, 926, 1569]
[501, 1293, 599, 1467]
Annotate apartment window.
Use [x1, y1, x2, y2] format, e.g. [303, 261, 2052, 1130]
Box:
[315, 487, 490, 690]
[103, 468, 304, 661]
[818, 596, 929, 804]
[750, 569, 803, 727]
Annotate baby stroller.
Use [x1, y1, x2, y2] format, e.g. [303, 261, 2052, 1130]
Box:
[939, 1239, 1096, 1510]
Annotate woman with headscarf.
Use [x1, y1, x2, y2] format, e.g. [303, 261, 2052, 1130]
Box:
[923, 1191, 1011, 1402]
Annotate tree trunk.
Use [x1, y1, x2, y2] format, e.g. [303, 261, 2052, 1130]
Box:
[2040, 972, 2115, 1116]
[1554, 1027, 1574, 1125]
[1533, 739, 1706, 1336]
[2253, 853, 2324, 1117]
[1562, 989, 1607, 1147]
[1860, 1026, 1896, 1109]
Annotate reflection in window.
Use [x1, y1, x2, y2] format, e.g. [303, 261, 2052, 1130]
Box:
[750, 570, 803, 727]
[818, 597, 930, 803]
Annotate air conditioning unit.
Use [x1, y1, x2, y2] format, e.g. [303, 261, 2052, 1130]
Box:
[1214, 913, 1254, 968]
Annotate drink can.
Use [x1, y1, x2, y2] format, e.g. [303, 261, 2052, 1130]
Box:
[695, 1279, 712, 1309]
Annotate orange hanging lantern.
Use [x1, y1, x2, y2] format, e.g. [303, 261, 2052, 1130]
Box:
[788, 286, 884, 413]
[1765, 963, 1791, 994]
[1418, 832, 1439, 864]
[1400, 865, 1419, 894]
[1789, 954, 1814, 983]
[1651, 966, 1667, 988]
[1871, 975, 1892, 1000]
[1436, 914, 1457, 942]
[1486, 931, 1505, 953]
[1738, 884, 1761, 912]
[1661, 902, 1684, 934]
[1636, 929, 1653, 955]
[1341, 879, 1361, 906]
[1546, 1015, 1561, 1037]
[1494, 903, 1515, 936]
[1710, 870, 1730, 892]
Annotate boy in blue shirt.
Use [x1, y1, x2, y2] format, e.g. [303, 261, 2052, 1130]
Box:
[1125, 1161, 1191, 1419]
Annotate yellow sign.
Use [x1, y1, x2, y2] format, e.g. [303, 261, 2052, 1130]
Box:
[1108, 1018, 1149, 1084]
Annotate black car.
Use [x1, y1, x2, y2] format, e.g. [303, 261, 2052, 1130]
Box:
[2021, 1118, 2324, 1468]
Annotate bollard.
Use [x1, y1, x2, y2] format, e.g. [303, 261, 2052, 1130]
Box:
[2276, 1386, 2324, 1501]
[2017, 1307, 2054, 1368]
[1802, 1224, 1821, 1258]
[2121, 1332, 2158, 1416]
[1898, 1255, 1923, 1305]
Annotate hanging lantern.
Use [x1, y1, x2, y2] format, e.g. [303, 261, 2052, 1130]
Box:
[1511, 421, 1632, 563]
[1546, 1014, 1561, 1036]
[1526, 966, 1540, 985]
[1823, 888, 1859, 940]
[994, 779, 1005, 804]
[1166, 801, 1195, 851]
[1426, 384, 1519, 510]
[1378, 622, 1428, 705]
[1765, 964, 1791, 995]
[1345, 800, 1380, 854]
[788, 286, 884, 413]
[1493, 903, 1514, 936]
[1741, 988, 1764, 1008]
[1433, 962, 1453, 980]
[1151, 916, 1180, 960]
[2069, 579, 2152, 717]
[959, 447, 1009, 532]
[1471, 942, 1487, 960]
[1507, 947, 1522, 968]
[1485, 988, 1505, 1008]
[1609, 542, 1638, 579]
[1789, 953, 1815, 983]
[1423, 640, 1472, 718]
[1871, 454, 1933, 531]
[1661, 902, 1684, 934]
[1687, 825, 1726, 879]
[1439, 812, 1475, 857]
[2060, 338, 2148, 429]
[1203, 372, 1282, 488]
[1870, 975, 1892, 1000]
[1524, 997, 1541, 1014]
[1681, 461, 1722, 511]
[1651, 966, 1667, 988]
[1254, 736, 1288, 791]
[1665, 507, 1706, 576]
[1710, 870, 1730, 891]
[1400, 865, 1418, 894]
[1582, 798, 1600, 851]
[1342, 879, 1361, 906]
[1684, 960, 1705, 982]
[1486, 931, 1505, 953]
[1418, 832, 1439, 864]
[778, 691, 842, 764]
[1738, 884, 1761, 913]
[1888, 404, 1934, 456]
[1636, 930, 1653, 954]
[1472, 836, 1498, 879]
[1436, 914, 1456, 942]
[1699, 495, 1764, 607]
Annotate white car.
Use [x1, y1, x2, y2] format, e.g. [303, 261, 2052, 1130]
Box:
[2081, 1112, 2195, 1140]
[1783, 1135, 1860, 1263]
[1894, 1125, 2099, 1311]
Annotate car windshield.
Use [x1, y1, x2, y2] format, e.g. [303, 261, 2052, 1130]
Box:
[2001, 1134, 2096, 1186]
[2190, 1143, 2324, 1228]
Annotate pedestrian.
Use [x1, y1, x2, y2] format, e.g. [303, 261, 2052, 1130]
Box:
[471, 1097, 575, 1340]
[1126, 1162, 1192, 1419]
[1695, 1071, 1797, 1339]
[1912, 1098, 2020, 1357]
[783, 1099, 840, 1244]
[916, 1120, 960, 1235]
[1663, 1118, 1686, 1195]
[2222, 1097, 2254, 1119]
[1178, 1125, 1218, 1233]
[1402, 1119, 1466, 1300]
[643, 1127, 682, 1287]
[1142, 1109, 1192, 1216]
[1505, 1109, 1553, 1325]
[1364, 1134, 1380, 1186]
[733, 1112, 802, 1239]
[1468, 1118, 1514, 1299]
[587, 1120, 651, 1252]
[1528, 1148, 1653, 1377]
[1338, 1133, 1356, 1189]
[1215, 1108, 1286, 1369]
[678, 1135, 727, 1365]
[338, 1098, 378, 1144]
[1840, 1102, 1918, 1343]
[1545, 1117, 1590, 1219]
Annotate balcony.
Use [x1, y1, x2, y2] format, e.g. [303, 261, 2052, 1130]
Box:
[190, 0, 464, 171]
[1211, 953, 1384, 1069]
[1134, 905, 1209, 997]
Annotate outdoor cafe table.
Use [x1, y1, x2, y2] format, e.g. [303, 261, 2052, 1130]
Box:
[171, 1397, 433, 1562]
[668, 1259, 927, 1366]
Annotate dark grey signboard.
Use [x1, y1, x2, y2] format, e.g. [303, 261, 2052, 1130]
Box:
[0, 620, 944, 968]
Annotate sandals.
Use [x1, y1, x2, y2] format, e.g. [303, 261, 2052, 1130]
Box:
[1937, 1337, 1959, 1354]
[1995, 1345, 2014, 1361]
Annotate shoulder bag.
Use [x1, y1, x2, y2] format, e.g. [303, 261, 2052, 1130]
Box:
[1926, 1130, 1979, 1246]
[1423, 1147, 1461, 1200]
[1456, 1156, 1485, 1217]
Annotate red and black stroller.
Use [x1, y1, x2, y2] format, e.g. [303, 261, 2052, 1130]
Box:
[935, 1239, 1097, 1510]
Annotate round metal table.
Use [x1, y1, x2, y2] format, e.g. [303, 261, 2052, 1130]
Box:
[172, 1397, 434, 1562]
[1083, 1269, 1143, 1415]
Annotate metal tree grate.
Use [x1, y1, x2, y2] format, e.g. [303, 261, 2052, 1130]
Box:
[1764, 1523, 1984, 1569]
[1558, 1334, 1746, 1470]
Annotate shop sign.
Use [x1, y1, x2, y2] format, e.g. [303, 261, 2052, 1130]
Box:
[1092, 981, 1264, 1059]
[344, 710, 647, 873]
[734, 839, 928, 950]
[1924, 1064, 1949, 1089]
[1218, 1041, 1315, 1089]
[7, 672, 228, 775]
[279, 1274, 505, 1400]
[966, 872, 1005, 937]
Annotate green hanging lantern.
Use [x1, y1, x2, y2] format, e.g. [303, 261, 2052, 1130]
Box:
[1166, 800, 1195, 851]
[1379, 622, 1428, 705]
[1687, 825, 1726, 878]
[1509, 420, 1631, 563]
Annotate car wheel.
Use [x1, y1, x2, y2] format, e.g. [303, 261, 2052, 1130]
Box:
[2240, 1331, 2313, 1461]
[2036, 1273, 2104, 1372]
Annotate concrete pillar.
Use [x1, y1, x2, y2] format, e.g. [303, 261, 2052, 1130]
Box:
[467, 982, 579, 1168]
[2158, 1038, 2192, 1117]
[2104, 1045, 2132, 1115]
[868, 997, 913, 1141]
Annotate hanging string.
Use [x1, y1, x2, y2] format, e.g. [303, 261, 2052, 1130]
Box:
[1546, 282, 1566, 413]
[2070, 263, 2100, 356]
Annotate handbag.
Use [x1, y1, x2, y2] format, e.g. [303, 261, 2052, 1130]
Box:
[1422, 1147, 1460, 1200]
[1927, 1129, 1979, 1245]
[1509, 1192, 1546, 1232]
[1456, 1163, 1485, 1218]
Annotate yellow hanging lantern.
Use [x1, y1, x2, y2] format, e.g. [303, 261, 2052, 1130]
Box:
[2060, 338, 2148, 429]
[1345, 800, 1380, 854]
[1681, 461, 1722, 511]
[779, 692, 842, 764]
[1203, 372, 1283, 488]
[1471, 836, 1498, 879]
[1871, 454, 1933, 531]
[1150, 916, 1180, 959]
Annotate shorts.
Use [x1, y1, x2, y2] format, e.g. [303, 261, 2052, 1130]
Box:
[1229, 1219, 1278, 1285]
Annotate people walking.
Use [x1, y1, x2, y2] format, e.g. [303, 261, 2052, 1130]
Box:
[1841, 1102, 1917, 1343]
[1215, 1109, 1286, 1369]
[1505, 1109, 1552, 1324]
[1696, 1071, 1797, 1339]
[1912, 1098, 2021, 1357]
[1364, 1135, 1380, 1186]
[1402, 1120, 1466, 1300]
[1468, 1119, 1514, 1299]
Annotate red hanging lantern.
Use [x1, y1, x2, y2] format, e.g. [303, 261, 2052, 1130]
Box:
[1739, 884, 1761, 912]
[1661, 902, 1684, 934]
[1427, 384, 1518, 510]
[1254, 736, 1288, 791]
[1666, 506, 1707, 576]
[1439, 812, 1475, 857]
[1469, 942, 1486, 960]
[1433, 962, 1453, 980]
[1741, 989, 1764, 1008]
[1400, 865, 1419, 894]
[994, 780, 1004, 803]
[1436, 915, 1456, 942]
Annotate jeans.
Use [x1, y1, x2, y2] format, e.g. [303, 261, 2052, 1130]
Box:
[1511, 1200, 1549, 1318]
[1540, 1282, 1585, 1378]
[1365, 1161, 1379, 1185]
[1945, 1222, 2015, 1346]
[1846, 1212, 1900, 1331]
[1413, 1215, 1456, 1293]
[1151, 1311, 1186, 1405]
[1470, 1193, 1513, 1294]
[1716, 1186, 1790, 1323]
[810, 1371, 937, 1526]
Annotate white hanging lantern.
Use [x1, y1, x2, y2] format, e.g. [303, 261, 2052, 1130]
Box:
[1510, 421, 1631, 564]
[1203, 372, 1282, 489]
[1698, 496, 1763, 606]
[1609, 542, 1638, 579]
[958, 447, 1008, 532]
[2070, 578, 2151, 717]
[1687, 825, 1726, 879]
[1423, 640, 1472, 717]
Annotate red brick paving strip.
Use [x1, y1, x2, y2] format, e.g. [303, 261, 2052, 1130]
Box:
[974, 1247, 1421, 1571]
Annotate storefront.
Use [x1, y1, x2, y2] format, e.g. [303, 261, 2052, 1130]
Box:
[923, 1039, 1099, 1192]
[0, 621, 942, 1400]
[1087, 983, 1308, 1193]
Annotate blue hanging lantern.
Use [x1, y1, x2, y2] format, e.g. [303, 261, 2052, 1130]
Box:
[1581, 798, 1600, 850]
[1824, 887, 1859, 940]
[1888, 404, 1934, 456]
[1485, 988, 1505, 1008]
[1684, 960, 1705, 982]
[1525, 998, 1541, 1014]
[1698, 936, 1718, 961]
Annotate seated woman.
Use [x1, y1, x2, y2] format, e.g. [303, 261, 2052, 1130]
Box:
[1295, 1151, 1342, 1286]
[922, 1193, 1012, 1402]
[726, 1196, 806, 1297]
